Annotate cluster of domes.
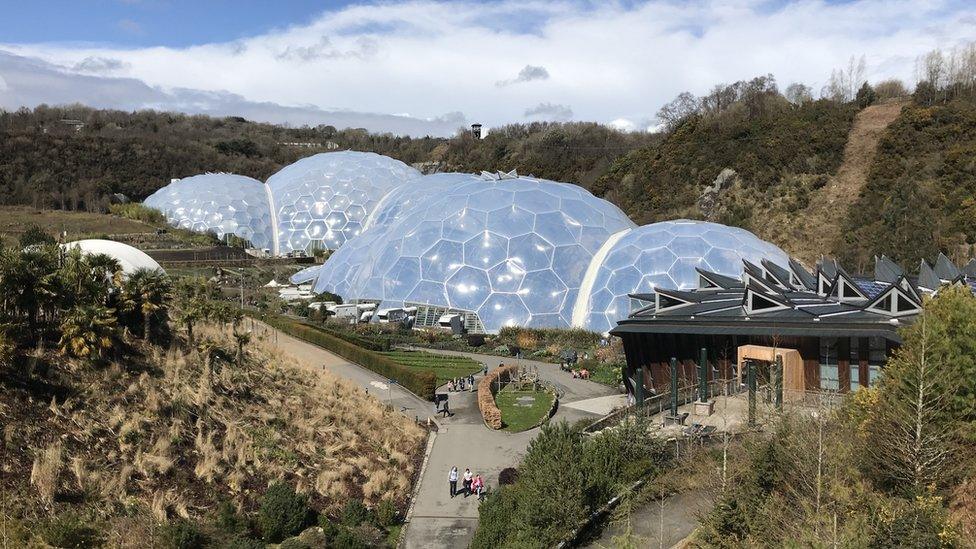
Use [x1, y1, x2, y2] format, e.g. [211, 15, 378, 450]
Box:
[144, 152, 419, 255]
[145, 151, 789, 333]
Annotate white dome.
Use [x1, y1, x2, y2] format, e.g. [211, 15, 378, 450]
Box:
[63, 239, 164, 275]
[143, 173, 274, 251]
[578, 220, 790, 332]
[308, 172, 637, 332]
[268, 151, 421, 254]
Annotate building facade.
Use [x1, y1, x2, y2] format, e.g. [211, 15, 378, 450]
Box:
[611, 253, 976, 401]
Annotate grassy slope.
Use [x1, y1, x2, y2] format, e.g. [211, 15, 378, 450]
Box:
[0, 205, 154, 240]
[839, 99, 976, 268]
[379, 350, 482, 384]
[0, 324, 425, 544]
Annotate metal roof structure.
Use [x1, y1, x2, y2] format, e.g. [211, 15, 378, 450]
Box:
[612, 253, 976, 343]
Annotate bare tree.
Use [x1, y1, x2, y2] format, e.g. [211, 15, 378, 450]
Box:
[656, 92, 700, 132]
[785, 83, 814, 106]
[823, 55, 867, 102]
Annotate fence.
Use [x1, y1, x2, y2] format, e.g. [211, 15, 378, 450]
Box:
[584, 378, 739, 433]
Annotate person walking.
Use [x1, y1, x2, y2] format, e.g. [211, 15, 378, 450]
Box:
[472, 474, 485, 500]
[482, 364, 488, 377]
[449, 466, 458, 498]
[441, 399, 451, 417]
[462, 468, 473, 497]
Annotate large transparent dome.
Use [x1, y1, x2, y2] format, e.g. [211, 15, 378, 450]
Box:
[268, 151, 421, 254]
[310, 173, 636, 332]
[579, 220, 790, 332]
[143, 174, 274, 251]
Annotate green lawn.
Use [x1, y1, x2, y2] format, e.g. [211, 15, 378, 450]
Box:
[494, 386, 556, 432]
[379, 350, 482, 384]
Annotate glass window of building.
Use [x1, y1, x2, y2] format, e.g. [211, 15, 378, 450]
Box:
[819, 337, 839, 391]
[849, 337, 860, 392]
[868, 336, 885, 386]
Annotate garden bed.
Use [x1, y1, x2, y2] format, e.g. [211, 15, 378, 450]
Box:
[378, 350, 482, 384]
[494, 386, 557, 432]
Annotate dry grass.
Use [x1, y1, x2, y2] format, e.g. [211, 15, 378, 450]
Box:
[5, 322, 426, 537]
[0, 205, 154, 240]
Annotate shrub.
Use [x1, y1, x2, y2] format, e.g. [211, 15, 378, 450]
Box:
[375, 499, 397, 527]
[160, 519, 207, 549]
[334, 528, 369, 549]
[856, 82, 877, 108]
[213, 500, 248, 537]
[39, 513, 103, 549]
[250, 312, 437, 399]
[279, 538, 310, 549]
[317, 516, 341, 542]
[224, 538, 265, 549]
[498, 467, 519, 486]
[259, 483, 312, 543]
[340, 500, 371, 528]
[109, 203, 165, 224]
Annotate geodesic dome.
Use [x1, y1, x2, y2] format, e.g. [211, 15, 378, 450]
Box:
[309, 173, 636, 332]
[578, 220, 790, 333]
[143, 174, 274, 251]
[268, 151, 421, 254]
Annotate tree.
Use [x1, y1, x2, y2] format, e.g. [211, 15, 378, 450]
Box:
[19, 224, 56, 248]
[511, 422, 586, 547]
[656, 92, 700, 132]
[232, 328, 251, 365]
[173, 277, 214, 346]
[124, 268, 171, 342]
[866, 287, 976, 497]
[856, 82, 878, 108]
[785, 83, 814, 106]
[823, 55, 867, 102]
[58, 304, 118, 362]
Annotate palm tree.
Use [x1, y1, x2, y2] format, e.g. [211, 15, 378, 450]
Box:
[232, 328, 251, 365]
[58, 304, 118, 362]
[0, 246, 59, 338]
[124, 268, 171, 341]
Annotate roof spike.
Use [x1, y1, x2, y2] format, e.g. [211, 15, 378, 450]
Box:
[933, 252, 961, 281]
[917, 260, 941, 291]
[874, 255, 905, 284]
[963, 258, 976, 277]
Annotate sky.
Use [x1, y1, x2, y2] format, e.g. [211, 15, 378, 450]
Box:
[1, 0, 974, 136]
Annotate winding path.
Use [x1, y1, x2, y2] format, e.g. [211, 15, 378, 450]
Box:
[251, 322, 623, 548]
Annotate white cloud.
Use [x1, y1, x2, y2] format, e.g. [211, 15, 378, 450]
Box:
[525, 102, 572, 121]
[496, 64, 550, 87]
[2, 0, 975, 130]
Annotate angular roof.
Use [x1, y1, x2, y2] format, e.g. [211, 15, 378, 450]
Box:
[611, 254, 976, 343]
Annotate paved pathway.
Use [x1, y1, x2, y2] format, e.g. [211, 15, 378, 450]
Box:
[398, 348, 618, 548]
[250, 324, 621, 549]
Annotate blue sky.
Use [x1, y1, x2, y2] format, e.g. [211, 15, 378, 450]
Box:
[0, 0, 354, 48]
[1, 1, 974, 136]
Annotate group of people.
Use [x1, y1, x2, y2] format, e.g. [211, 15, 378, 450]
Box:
[448, 374, 476, 392]
[448, 466, 486, 500]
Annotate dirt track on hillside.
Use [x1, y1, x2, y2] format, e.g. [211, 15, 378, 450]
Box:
[794, 98, 909, 264]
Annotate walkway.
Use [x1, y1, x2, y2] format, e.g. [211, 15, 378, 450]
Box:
[396, 348, 619, 548]
[251, 325, 620, 548]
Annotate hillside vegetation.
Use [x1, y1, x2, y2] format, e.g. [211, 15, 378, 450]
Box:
[840, 99, 976, 268]
[0, 243, 425, 547]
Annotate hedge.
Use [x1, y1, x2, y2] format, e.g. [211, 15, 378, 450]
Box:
[249, 312, 437, 400]
[478, 364, 518, 429]
[314, 323, 390, 352]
